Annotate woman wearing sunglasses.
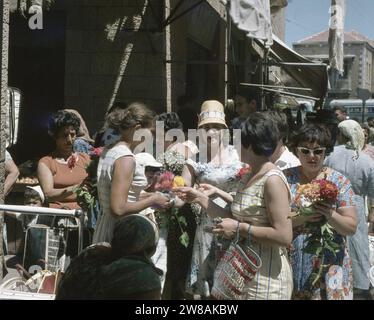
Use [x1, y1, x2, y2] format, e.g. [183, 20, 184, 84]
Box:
[284, 123, 357, 300]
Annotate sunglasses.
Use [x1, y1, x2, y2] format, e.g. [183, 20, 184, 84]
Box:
[297, 147, 326, 156]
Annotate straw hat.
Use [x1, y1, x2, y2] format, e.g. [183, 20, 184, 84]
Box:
[198, 100, 228, 128]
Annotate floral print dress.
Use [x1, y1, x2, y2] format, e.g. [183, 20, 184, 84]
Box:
[284, 167, 355, 300]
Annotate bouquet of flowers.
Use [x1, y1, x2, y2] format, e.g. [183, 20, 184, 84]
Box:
[153, 171, 189, 247]
[74, 147, 103, 212]
[292, 178, 342, 287]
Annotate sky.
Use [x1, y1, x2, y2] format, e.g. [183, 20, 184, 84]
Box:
[285, 0, 374, 46]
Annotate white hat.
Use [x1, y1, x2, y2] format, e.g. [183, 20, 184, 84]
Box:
[198, 100, 228, 128]
[25, 185, 45, 203]
[135, 152, 163, 168]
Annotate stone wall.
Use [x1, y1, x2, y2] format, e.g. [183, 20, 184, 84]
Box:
[63, 0, 166, 132]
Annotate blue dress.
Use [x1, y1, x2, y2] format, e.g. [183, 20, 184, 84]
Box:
[284, 167, 355, 300]
[325, 145, 374, 291]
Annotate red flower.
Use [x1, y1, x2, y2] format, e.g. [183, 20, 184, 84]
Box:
[314, 179, 339, 203]
[67, 154, 78, 169]
[312, 257, 321, 269]
[90, 147, 103, 158]
[237, 165, 251, 179]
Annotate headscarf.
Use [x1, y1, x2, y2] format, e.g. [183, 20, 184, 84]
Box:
[100, 255, 162, 299]
[64, 109, 94, 143]
[338, 119, 365, 159]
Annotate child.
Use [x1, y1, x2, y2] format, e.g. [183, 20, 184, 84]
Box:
[134, 152, 168, 293]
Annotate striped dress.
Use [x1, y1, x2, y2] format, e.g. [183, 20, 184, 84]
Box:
[231, 169, 293, 300]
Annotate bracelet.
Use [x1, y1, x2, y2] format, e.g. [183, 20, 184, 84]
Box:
[247, 224, 252, 244]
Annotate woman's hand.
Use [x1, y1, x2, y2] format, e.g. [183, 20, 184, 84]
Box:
[197, 183, 218, 197]
[290, 211, 323, 227]
[151, 193, 172, 209]
[174, 187, 206, 204]
[314, 202, 335, 220]
[212, 218, 239, 240]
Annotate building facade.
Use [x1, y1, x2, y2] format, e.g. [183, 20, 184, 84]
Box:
[293, 30, 374, 99]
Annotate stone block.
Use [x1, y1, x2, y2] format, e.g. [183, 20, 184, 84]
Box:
[65, 29, 83, 51]
[66, 6, 98, 30]
[64, 76, 80, 97]
[144, 53, 165, 77]
[79, 75, 117, 98]
[65, 53, 91, 75]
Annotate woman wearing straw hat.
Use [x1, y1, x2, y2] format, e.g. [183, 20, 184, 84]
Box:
[176, 100, 244, 299]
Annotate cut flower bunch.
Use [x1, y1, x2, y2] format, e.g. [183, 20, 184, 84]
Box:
[291, 178, 343, 288]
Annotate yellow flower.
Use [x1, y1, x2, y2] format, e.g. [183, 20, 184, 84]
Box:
[172, 176, 185, 188]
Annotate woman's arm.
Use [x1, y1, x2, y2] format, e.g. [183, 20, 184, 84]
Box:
[4, 159, 19, 196]
[37, 162, 78, 202]
[245, 175, 293, 247]
[110, 156, 170, 216]
[174, 186, 233, 219]
[313, 202, 357, 236]
[198, 183, 234, 203]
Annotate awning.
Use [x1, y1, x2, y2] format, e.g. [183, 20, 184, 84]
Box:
[268, 34, 329, 105]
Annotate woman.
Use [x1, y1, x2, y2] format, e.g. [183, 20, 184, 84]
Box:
[92, 102, 171, 244]
[56, 214, 162, 300]
[64, 109, 94, 154]
[362, 124, 374, 160]
[155, 112, 198, 160]
[179, 100, 244, 299]
[285, 123, 357, 300]
[37, 110, 91, 210]
[325, 120, 373, 300]
[177, 112, 293, 300]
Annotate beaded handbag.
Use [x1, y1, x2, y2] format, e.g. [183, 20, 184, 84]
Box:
[211, 224, 262, 300]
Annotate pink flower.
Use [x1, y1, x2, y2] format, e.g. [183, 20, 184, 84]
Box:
[90, 147, 103, 158]
[154, 171, 175, 192]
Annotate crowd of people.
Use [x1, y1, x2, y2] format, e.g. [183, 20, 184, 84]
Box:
[2, 94, 374, 300]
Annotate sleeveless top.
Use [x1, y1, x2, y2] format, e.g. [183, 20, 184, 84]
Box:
[93, 144, 148, 243]
[231, 169, 291, 227]
[39, 152, 90, 209]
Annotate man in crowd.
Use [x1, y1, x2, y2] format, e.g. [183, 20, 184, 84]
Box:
[333, 106, 349, 122]
[230, 90, 257, 130]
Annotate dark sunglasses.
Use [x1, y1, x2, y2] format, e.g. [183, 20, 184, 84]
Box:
[297, 147, 326, 156]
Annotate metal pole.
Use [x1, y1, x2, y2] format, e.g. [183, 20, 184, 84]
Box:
[165, 0, 172, 112]
[362, 99, 366, 124]
[0, 0, 10, 282]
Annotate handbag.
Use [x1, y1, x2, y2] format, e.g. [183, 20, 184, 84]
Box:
[211, 223, 262, 300]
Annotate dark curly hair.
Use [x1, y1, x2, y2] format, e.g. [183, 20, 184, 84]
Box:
[289, 123, 334, 156]
[48, 110, 81, 138]
[154, 112, 183, 131]
[106, 102, 155, 131]
[241, 112, 280, 157]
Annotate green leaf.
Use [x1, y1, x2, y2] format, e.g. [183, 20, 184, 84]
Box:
[178, 216, 187, 227]
[179, 232, 189, 248]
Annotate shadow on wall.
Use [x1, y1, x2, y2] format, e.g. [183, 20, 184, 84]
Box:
[8, 10, 66, 164]
[63, 0, 167, 136]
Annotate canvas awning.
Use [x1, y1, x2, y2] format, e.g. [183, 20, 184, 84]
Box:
[268, 35, 329, 105]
